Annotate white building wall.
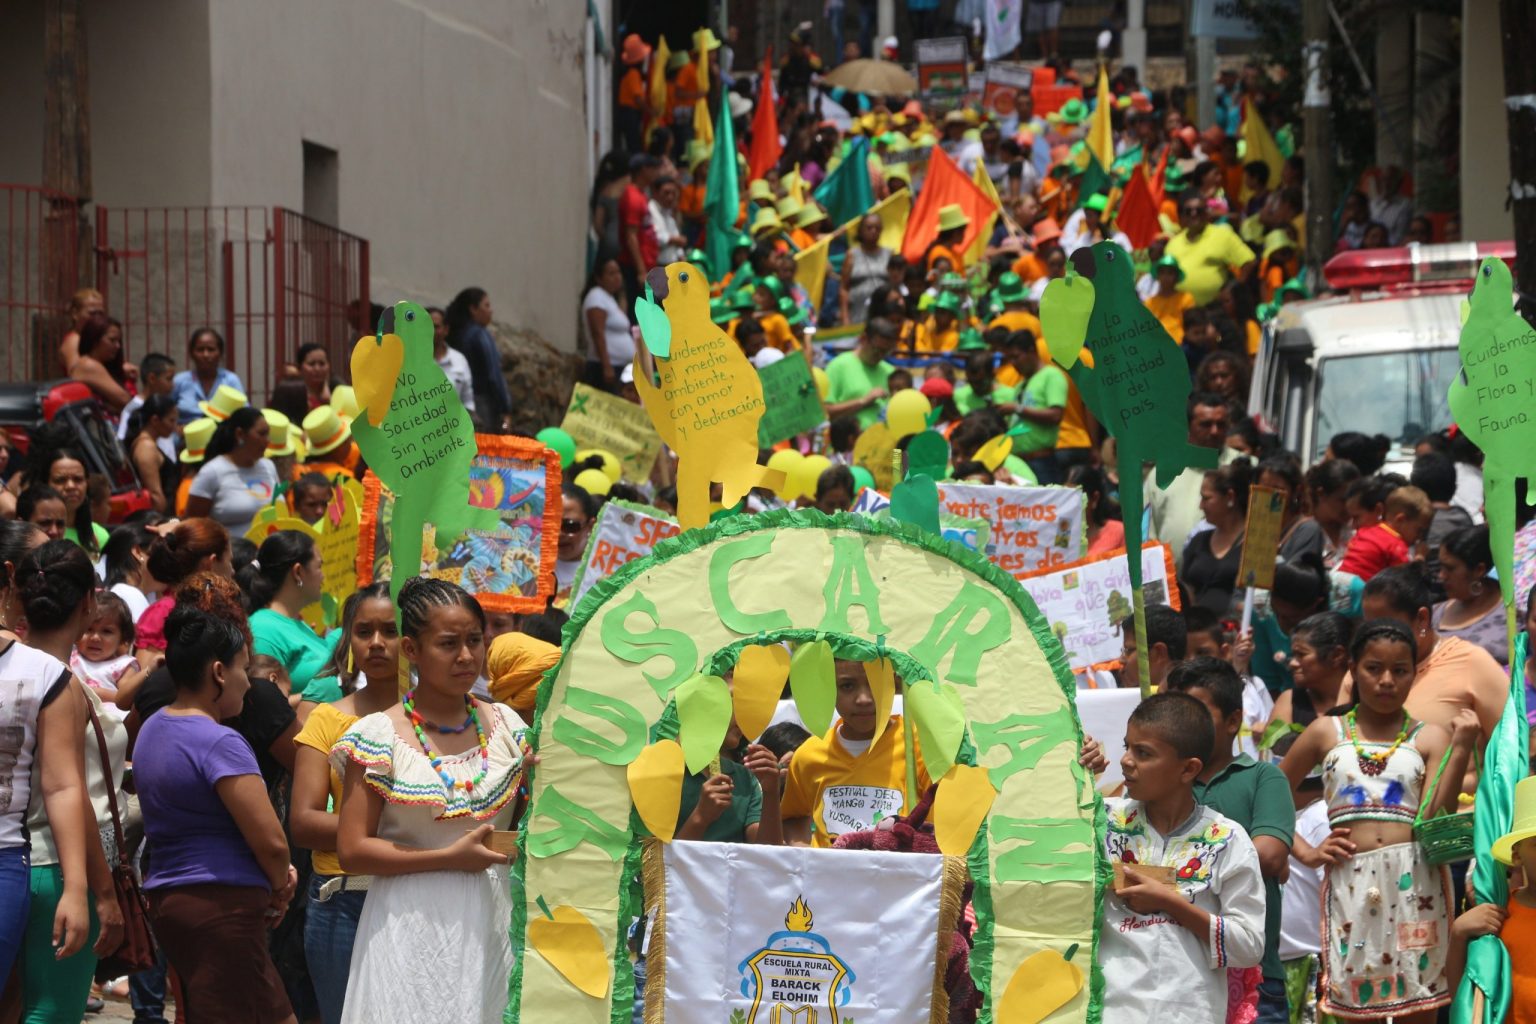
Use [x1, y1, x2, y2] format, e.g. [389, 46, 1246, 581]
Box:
[204, 0, 589, 349]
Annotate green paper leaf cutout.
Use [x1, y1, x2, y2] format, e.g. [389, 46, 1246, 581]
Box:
[906, 430, 950, 482]
[1039, 273, 1094, 368]
[906, 679, 966, 779]
[674, 673, 732, 775]
[789, 640, 836, 736]
[1448, 257, 1533, 611]
[635, 283, 672, 359]
[889, 475, 941, 536]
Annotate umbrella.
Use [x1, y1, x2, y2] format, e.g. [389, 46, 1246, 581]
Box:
[820, 59, 918, 97]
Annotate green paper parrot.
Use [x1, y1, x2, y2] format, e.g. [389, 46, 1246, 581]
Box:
[349, 300, 498, 613]
[1448, 257, 1535, 626]
[1041, 242, 1216, 692]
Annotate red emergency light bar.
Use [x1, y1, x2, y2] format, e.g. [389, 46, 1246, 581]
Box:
[1323, 241, 1515, 292]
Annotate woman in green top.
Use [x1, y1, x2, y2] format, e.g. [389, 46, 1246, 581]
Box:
[241, 530, 330, 706]
[7, 435, 109, 554]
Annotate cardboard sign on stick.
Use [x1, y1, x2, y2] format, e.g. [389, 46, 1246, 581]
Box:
[1238, 484, 1286, 590]
[561, 383, 665, 483]
[756, 357, 826, 446]
[358, 434, 560, 613]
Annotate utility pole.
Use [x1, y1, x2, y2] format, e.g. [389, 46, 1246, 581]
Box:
[1301, 0, 1332, 281]
[41, 0, 91, 365]
[43, 0, 91, 203]
[1501, 0, 1536, 323]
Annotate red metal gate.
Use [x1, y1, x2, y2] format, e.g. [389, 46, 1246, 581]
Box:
[0, 184, 81, 382]
[93, 205, 368, 405]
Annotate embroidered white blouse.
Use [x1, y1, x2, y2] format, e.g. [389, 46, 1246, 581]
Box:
[1098, 798, 1267, 1024]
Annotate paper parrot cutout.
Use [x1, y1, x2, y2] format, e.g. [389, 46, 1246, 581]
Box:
[1448, 257, 1535, 632]
[632, 262, 785, 530]
[349, 300, 498, 610]
[1040, 241, 1216, 692]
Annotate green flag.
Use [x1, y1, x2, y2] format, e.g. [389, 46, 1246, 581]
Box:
[1452, 627, 1528, 1023]
[813, 136, 875, 226]
[703, 88, 742, 282]
[1079, 151, 1111, 206]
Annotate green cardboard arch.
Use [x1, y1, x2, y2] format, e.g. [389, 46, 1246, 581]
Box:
[510, 509, 1107, 1024]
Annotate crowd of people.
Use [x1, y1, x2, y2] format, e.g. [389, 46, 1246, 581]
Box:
[0, 21, 1526, 1024]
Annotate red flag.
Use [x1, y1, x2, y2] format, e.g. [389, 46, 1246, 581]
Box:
[1116, 165, 1160, 251]
[900, 147, 997, 264]
[1149, 142, 1170, 207]
[747, 49, 781, 181]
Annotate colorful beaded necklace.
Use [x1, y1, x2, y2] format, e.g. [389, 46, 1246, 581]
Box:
[403, 690, 489, 793]
[1344, 708, 1411, 777]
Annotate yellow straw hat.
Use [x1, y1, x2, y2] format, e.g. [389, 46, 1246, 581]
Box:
[329, 385, 359, 423]
[262, 409, 296, 458]
[1493, 776, 1536, 866]
[748, 179, 775, 204]
[937, 204, 971, 233]
[302, 405, 353, 458]
[776, 195, 804, 220]
[750, 207, 783, 238]
[198, 384, 248, 422]
[179, 418, 216, 465]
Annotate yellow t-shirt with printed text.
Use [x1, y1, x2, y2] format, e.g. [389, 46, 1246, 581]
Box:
[780, 715, 931, 849]
[293, 701, 359, 876]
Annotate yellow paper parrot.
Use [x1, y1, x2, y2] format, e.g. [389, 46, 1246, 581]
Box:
[349, 300, 497, 610]
[631, 262, 785, 530]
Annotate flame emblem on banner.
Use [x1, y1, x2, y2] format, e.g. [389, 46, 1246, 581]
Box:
[785, 897, 813, 933]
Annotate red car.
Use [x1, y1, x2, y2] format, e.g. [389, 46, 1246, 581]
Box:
[0, 380, 152, 523]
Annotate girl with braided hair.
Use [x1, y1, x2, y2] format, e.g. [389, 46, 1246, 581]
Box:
[332, 577, 529, 1024]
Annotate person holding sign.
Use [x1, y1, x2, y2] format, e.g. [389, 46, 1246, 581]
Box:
[333, 578, 529, 1024]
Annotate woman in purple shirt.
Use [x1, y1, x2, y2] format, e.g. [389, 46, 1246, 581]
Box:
[133, 605, 297, 1024]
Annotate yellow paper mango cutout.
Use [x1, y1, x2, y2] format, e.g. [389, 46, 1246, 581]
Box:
[626, 740, 685, 842]
[350, 332, 405, 426]
[996, 944, 1085, 1024]
[733, 644, 789, 739]
[975, 434, 1014, 472]
[865, 657, 896, 745]
[932, 764, 997, 856]
[527, 903, 610, 999]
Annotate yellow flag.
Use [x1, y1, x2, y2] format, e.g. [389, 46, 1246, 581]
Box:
[872, 188, 912, 251]
[1240, 98, 1284, 203]
[693, 98, 713, 148]
[965, 161, 1003, 267]
[1087, 64, 1114, 173]
[693, 29, 711, 94]
[785, 164, 809, 207]
[648, 36, 671, 121]
[795, 235, 834, 312]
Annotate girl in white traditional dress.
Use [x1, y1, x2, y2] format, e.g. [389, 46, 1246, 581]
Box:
[332, 578, 529, 1024]
[1279, 619, 1477, 1022]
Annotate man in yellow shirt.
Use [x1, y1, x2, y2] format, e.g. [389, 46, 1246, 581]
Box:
[1144, 255, 1195, 344]
[781, 659, 931, 848]
[1163, 195, 1256, 306]
[987, 273, 1043, 372]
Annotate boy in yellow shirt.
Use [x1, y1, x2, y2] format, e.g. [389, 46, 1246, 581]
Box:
[781, 659, 931, 848]
[1145, 255, 1195, 344]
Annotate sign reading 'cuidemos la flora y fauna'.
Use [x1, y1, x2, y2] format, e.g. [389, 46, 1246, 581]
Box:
[508, 510, 1107, 1024]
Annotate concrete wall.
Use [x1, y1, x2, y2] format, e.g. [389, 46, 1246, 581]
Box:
[204, 0, 589, 348]
[1461, 0, 1510, 242]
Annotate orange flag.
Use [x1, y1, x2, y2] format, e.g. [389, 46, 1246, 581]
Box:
[1116, 165, 1161, 251]
[900, 147, 996, 264]
[747, 50, 782, 181]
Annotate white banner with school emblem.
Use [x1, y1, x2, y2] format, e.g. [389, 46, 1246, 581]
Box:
[646, 841, 961, 1024]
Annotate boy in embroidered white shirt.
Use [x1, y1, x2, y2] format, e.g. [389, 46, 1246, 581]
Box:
[1100, 692, 1268, 1024]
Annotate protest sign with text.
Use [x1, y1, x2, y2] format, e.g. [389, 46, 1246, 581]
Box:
[561, 382, 664, 482]
[569, 500, 681, 607]
[1016, 542, 1180, 673]
[756, 357, 826, 446]
[936, 482, 1084, 575]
